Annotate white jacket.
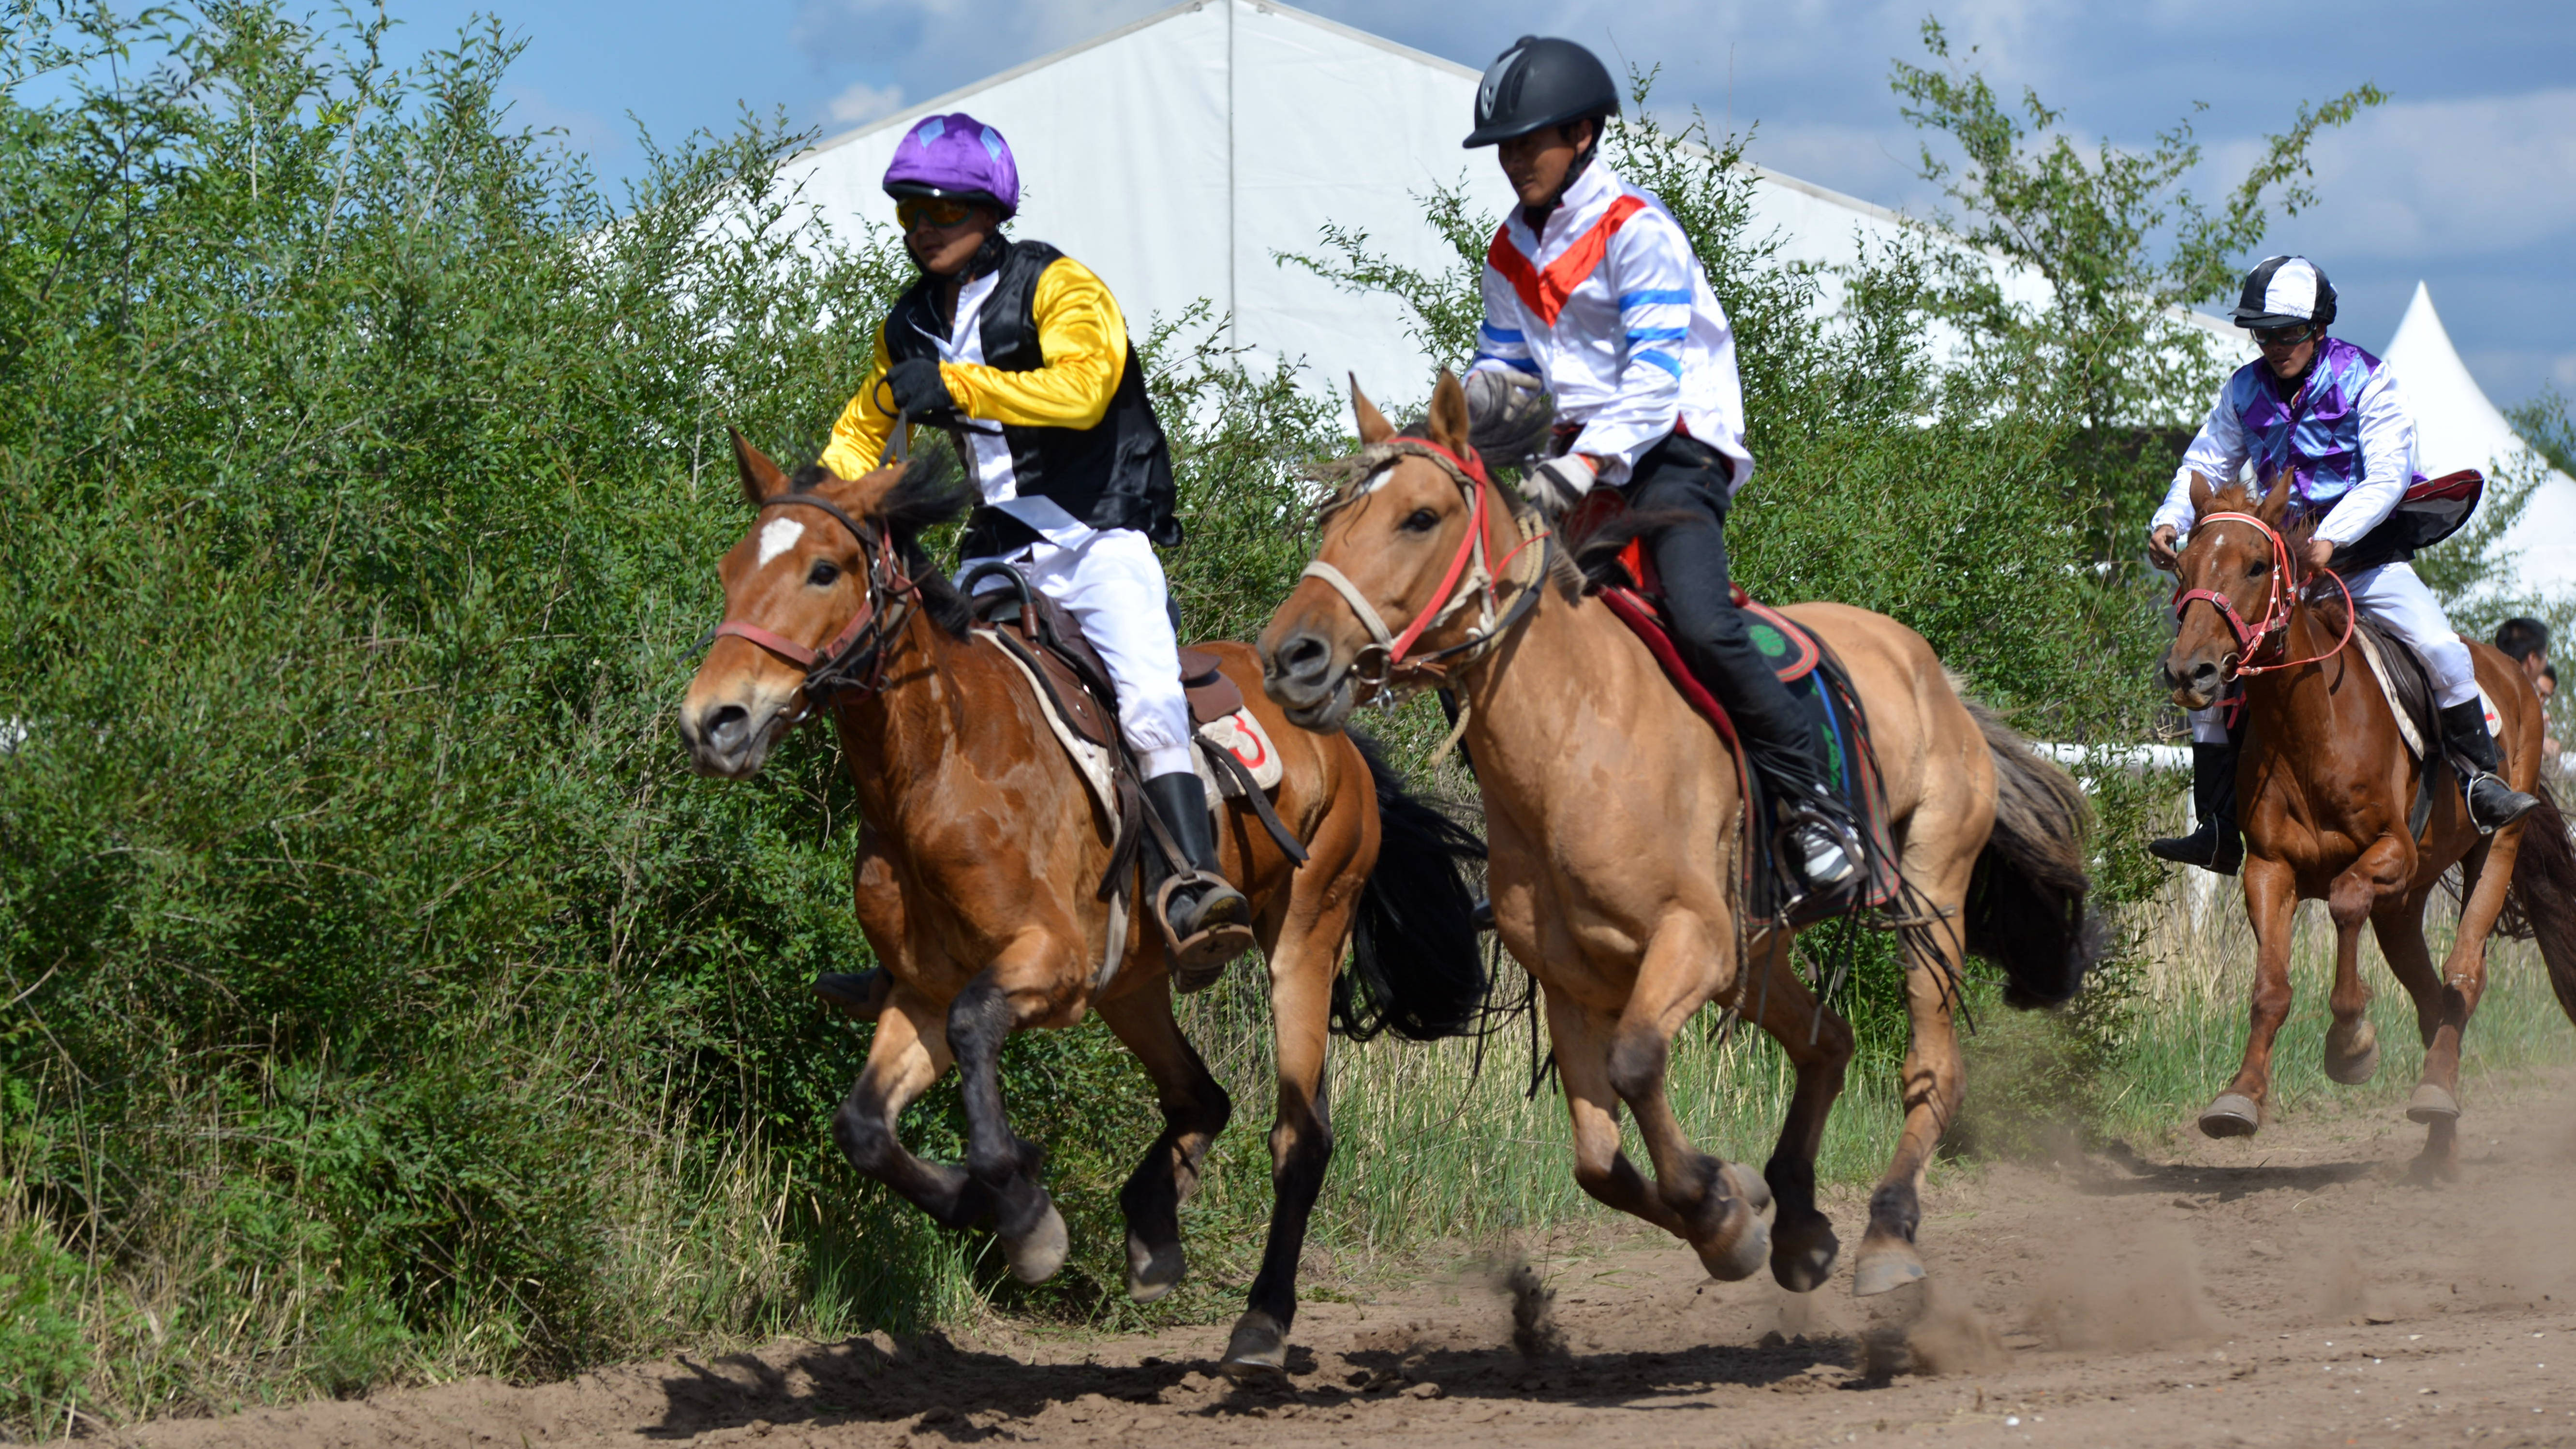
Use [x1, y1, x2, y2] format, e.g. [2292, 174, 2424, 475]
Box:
[1467, 163, 1752, 492]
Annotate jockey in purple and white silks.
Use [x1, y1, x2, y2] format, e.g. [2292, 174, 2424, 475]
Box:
[2145, 255, 2540, 872]
[1458, 36, 1859, 902]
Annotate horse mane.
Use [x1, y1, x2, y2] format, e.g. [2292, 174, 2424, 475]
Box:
[789, 454, 977, 637]
[1310, 417, 1584, 600]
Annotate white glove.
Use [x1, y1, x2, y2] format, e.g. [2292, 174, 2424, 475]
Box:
[1521, 454, 1596, 516]
[1465, 368, 1554, 465]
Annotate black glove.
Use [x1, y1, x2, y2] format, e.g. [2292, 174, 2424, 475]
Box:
[884, 357, 955, 418]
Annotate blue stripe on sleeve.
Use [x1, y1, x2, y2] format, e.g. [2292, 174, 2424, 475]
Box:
[1618, 288, 1693, 309]
[1634, 349, 1682, 378]
[1475, 352, 1543, 375]
[1478, 322, 1525, 344]
[1624, 327, 1688, 342]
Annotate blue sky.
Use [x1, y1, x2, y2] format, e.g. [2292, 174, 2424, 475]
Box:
[382, 0, 2576, 409]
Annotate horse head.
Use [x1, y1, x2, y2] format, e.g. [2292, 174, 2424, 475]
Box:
[1258, 370, 1498, 731]
[2161, 470, 2299, 709]
[679, 432, 968, 778]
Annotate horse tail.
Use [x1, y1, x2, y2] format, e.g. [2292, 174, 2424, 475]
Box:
[1335, 732, 1492, 1042]
[2505, 780, 2576, 1027]
[1960, 693, 2102, 1008]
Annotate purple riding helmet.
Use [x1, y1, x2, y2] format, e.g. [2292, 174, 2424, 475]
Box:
[881, 112, 1020, 218]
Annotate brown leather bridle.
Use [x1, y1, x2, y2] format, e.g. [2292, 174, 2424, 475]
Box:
[706, 492, 921, 709]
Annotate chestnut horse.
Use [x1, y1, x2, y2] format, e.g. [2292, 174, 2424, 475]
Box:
[1258, 375, 2095, 1297]
[2161, 474, 2576, 1172]
[679, 437, 1488, 1373]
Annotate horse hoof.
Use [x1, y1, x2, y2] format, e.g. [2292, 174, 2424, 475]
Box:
[1691, 1197, 1771, 1283]
[1005, 1200, 1070, 1284]
[2198, 1094, 2262, 1139]
[1126, 1237, 1187, 1303]
[2406, 1083, 2460, 1124]
[1219, 1310, 1288, 1379]
[2323, 1021, 2380, 1085]
[1722, 1160, 1775, 1215]
[1771, 1214, 1840, 1293]
[1852, 1244, 1927, 1298]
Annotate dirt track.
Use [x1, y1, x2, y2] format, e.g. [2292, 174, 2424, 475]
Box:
[118, 1075, 2576, 1449]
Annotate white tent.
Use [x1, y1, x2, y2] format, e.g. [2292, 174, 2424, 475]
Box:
[779, 0, 1955, 400]
[2384, 282, 2576, 602]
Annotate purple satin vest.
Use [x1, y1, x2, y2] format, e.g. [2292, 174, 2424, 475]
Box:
[2222, 338, 2401, 517]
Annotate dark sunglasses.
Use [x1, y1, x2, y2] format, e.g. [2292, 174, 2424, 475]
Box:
[896, 197, 977, 231]
[2249, 323, 2318, 348]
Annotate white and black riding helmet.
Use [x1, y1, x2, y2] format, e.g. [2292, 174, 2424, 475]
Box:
[1463, 36, 1619, 148]
[2232, 255, 2338, 332]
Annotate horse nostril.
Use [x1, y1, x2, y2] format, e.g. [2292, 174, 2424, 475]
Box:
[703, 704, 750, 751]
[1281, 633, 1331, 681]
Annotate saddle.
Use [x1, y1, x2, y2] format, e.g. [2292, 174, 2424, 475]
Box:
[1567, 497, 1899, 928]
[2341, 606, 2504, 842]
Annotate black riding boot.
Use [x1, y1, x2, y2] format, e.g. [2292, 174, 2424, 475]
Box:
[2437, 700, 2540, 832]
[2149, 738, 2244, 874]
[1143, 771, 1255, 989]
[1632, 440, 1859, 901]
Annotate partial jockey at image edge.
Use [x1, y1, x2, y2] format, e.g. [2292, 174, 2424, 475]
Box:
[2147, 254, 2542, 874]
[815, 112, 1255, 973]
[1459, 35, 1862, 903]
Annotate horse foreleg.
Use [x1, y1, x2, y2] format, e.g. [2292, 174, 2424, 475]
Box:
[2204, 856, 2298, 1138]
[1094, 987, 1231, 1306]
[831, 987, 989, 1229]
[1544, 983, 1688, 1236]
[1733, 926, 1849, 1292]
[1607, 912, 1770, 1284]
[1217, 899, 1348, 1378]
[945, 935, 1081, 1284]
[2323, 836, 2412, 1086]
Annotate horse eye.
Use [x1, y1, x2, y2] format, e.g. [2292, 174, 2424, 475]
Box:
[2248, 559, 2270, 577]
[1401, 508, 1439, 533]
[806, 560, 842, 587]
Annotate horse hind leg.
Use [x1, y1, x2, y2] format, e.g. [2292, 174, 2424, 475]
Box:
[832, 987, 991, 1230]
[1732, 927, 1851, 1293]
[1094, 988, 1232, 1305]
[945, 943, 1081, 1284]
[2370, 886, 2458, 1179]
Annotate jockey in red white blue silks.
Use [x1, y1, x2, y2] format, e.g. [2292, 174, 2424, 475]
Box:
[2145, 255, 2541, 872]
[815, 112, 1253, 972]
[1458, 35, 1860, 902]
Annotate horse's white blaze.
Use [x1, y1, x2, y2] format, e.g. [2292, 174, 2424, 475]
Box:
[757, 516, 805, 566]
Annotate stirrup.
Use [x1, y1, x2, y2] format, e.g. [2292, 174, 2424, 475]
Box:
[1156, 870, 1255, 991]
[2463, 772, 2540, 835]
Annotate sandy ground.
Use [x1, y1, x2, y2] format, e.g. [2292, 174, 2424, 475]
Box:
[113, 1074, 2576, 1449]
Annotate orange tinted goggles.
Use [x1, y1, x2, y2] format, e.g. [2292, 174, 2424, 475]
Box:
[896, 197, 977, 231]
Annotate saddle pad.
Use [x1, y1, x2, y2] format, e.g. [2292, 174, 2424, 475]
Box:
[977, 629, 1283, 825]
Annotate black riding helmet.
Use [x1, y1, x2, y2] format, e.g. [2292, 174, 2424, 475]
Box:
[2232, 255, 2338, 331]
[1464, 36, 1619, 148]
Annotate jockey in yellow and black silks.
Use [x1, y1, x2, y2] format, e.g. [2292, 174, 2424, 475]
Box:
[817, 112, 1253, 973]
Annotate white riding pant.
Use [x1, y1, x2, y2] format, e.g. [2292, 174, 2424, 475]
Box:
[2184, 559, 2479, 743]
[962, 527, 1195, 779]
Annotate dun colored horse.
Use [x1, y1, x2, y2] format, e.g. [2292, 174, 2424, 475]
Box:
[679, 437, 1488, 1374]
[1258, 374, 2095, 1297]
[2161, 475, 2576, 1172]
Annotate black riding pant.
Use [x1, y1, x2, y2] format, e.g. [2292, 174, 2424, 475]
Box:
[1628, 434, 1832, 807]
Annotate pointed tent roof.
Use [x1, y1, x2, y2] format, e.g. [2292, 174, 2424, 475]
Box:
[2384, 282, 2576, 601]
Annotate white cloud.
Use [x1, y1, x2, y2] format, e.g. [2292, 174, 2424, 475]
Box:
[827, 79, 906, 125]
[2239, 89, 2576, 261]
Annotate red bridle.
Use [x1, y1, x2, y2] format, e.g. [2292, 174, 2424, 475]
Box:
[2170, 509, 2353, 680]
[707, 492, 918, 706]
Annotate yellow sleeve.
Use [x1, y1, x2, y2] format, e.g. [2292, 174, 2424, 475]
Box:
[940, 258, 1127, 429]
[816, 326, 899, 479]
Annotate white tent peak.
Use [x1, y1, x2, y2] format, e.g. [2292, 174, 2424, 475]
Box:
[2383, 281, 2576, 601]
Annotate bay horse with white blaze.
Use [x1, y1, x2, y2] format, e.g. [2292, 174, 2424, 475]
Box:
[2161, 474, 2576, 1171]
[1259, 374, 2095, 1298]
[679, 437, 1489, 1374]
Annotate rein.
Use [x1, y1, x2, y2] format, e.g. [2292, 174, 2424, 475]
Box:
[2171, 508, 2354, 680]
[1301, 438, 1551, 707]
[709, 492, 922, 710]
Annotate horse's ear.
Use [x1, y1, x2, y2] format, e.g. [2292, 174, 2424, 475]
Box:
[2255, 471, 2295, 526]
[1426, 370, 1471, 456]
[731, 429, 790, 509]
[1349, 373, 1394, 445]
[2186, 471, 2213, 516]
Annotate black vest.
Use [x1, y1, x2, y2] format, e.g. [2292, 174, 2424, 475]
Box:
[884, 240, 1180, 549]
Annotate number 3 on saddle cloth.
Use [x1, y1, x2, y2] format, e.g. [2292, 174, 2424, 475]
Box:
[1564, 491, 1901, 928]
